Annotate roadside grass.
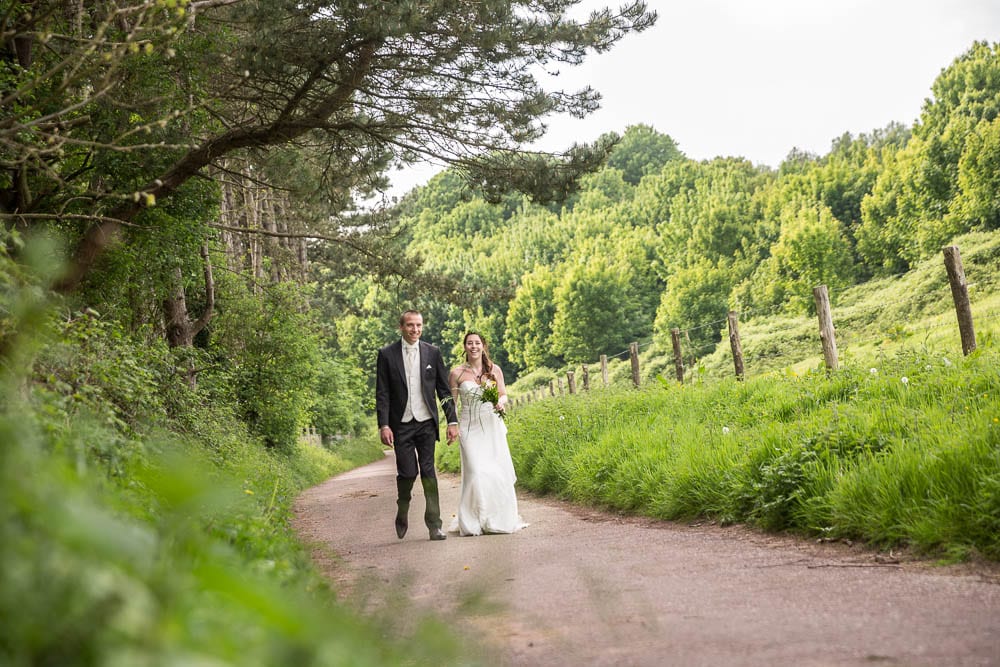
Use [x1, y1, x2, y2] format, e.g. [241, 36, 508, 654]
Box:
[495, 345, 1000, 561]
[487, 231, 1000, 561]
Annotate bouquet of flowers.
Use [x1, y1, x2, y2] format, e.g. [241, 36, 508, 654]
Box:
[478, 375, 506, 421]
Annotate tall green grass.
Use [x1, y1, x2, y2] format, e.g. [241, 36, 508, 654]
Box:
[459, 231, 1000, 561]
[457, 346, 1000, 560]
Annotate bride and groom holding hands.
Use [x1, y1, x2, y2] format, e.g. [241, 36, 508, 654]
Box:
[375, 310, 527, 541]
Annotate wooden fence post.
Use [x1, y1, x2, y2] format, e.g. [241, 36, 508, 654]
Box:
[684, 330, 696, 375]
[670, 327, 684, 383]
[581, 364, 590, 391]
[566, 370, 576, 394]
[549, 380, 555, 397]
[813, 284, 839, 371]
[557, 377, 564, 395]
[600, 354, 609, 387]
[629, 342, 641, 388]
[727, 310, 745, 381]
[943, 245, 977, 355]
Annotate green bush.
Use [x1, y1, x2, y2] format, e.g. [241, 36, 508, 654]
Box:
[210, 280, 323, 450]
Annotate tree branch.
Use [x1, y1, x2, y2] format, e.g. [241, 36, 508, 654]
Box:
[57, 39, 380, 292]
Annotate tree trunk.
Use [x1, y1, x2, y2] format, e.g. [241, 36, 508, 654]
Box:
[163, 266, 195, 349]
[161, 244, 216, 387]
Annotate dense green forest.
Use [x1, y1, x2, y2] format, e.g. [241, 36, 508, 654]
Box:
[389, 39, 1000, 383]
[3, 0, 1000, 663]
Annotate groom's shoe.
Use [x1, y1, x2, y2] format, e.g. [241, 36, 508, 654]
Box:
[395, 478, 414, 540]
[429, 528, 447, 541]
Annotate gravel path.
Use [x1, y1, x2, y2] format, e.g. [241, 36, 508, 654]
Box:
[292, 452, 1000, 666]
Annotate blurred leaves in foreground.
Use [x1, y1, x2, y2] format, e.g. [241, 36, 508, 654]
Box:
[0, 233, 466, 665]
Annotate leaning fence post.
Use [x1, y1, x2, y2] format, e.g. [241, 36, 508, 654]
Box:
[600, 354, 609, 387]
[727, 310, 745, 381]
[629, 342, 641, 388]
[581, 364, 590, 391]
[943, 245, 977, 356]
[671, 327, 684, 383]
[566, 370, 576, 394]
[813, 284, 839, 371]
[549, 380, 555, 397]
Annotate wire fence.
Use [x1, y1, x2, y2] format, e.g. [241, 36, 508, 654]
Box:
[512, 244, 996, 406]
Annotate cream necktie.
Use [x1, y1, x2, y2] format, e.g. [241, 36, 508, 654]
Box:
[403, 345, 419, 421]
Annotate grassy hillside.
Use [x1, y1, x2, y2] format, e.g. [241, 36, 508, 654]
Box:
[688, 231, 1000, 381]
[441, 232, 1000, 561]
[506, 231, 1000, 390]
[446, 346, 1000, 560]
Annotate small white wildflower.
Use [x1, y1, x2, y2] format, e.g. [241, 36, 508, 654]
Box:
[559, 415, 565, 421]
[869, 368, 878, 375]
[943, 357, 953, 367]
[925, 365, 932, 371]
[722, 426, 730, 435]
[901, 376, 909, 385]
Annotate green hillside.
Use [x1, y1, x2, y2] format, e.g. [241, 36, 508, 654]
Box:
[439, 254, 1000, 559]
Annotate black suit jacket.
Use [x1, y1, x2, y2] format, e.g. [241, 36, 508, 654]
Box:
[375, 340, 457, 440]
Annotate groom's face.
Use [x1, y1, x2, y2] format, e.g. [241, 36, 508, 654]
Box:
[400, 313, 423, 345]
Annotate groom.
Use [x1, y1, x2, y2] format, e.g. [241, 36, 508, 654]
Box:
[376, 310, 458, 541]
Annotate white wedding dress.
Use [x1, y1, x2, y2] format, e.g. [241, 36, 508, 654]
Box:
[449, 380, 527, 536]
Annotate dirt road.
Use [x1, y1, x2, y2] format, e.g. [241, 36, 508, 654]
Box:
[293, 452, 1000, 666]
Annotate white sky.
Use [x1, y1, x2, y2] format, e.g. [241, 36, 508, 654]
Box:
[386, 0, 1000, 197]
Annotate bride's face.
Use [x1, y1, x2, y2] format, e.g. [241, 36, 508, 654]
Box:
[464, 335, 484, 362]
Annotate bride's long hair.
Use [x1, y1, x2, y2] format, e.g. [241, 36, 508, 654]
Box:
[463, 331, 493, 379]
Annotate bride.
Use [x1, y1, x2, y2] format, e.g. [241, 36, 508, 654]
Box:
[447, 332, 527, 536]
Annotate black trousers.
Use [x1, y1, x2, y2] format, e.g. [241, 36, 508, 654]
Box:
[393, 419, 441, 530]
[393, 418, 438, 480]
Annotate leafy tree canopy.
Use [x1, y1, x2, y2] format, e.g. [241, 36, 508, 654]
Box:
[857, 41, 1000, 269]
[604, 124, 684, 185]
[2, 0, 656, 288]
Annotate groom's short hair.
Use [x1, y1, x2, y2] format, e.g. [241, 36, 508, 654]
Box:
[399, 309, 422, 326]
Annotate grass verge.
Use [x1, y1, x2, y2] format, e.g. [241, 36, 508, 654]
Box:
[471, 345, 1000, 562]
